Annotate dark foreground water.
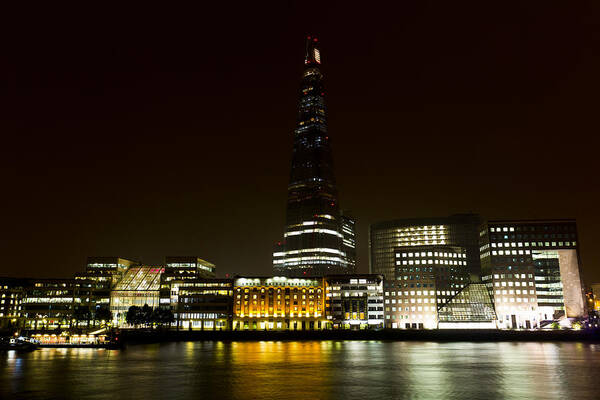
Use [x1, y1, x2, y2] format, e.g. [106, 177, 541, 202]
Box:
[2, 341, 600, 399]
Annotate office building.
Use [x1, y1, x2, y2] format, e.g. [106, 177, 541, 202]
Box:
[273, 36, 355, 276]
[163, 256, 216, 282]
[370, 214, 482, 281]
[324, 274, 384, 329]
[162, 278, 233, 330]
[384, 246, 469, 329]
[0, 278, 28, 330]
[480, 219, 586, 329]
[110, 266, 165, 325]
[84, 257, 138, 285]
[21, 279, 76, 331]
[341, 212, 357, 273]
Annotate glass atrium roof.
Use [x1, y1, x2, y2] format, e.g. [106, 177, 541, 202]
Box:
[438, 283, 497, 322]
[114, 267, 165, 291]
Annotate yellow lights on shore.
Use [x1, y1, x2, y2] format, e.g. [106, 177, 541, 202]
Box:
[232, 277, 326, 331]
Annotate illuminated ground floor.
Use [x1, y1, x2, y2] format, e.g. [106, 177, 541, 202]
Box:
[330, 320, 385, 330]
[233, 318, 329, 331]
[175, 312, 230, 330]
[495, 310, 539, 329]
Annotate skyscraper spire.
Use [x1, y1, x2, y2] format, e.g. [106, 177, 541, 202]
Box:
[273, 36, 356, 277]
[304, 35, 322, 65]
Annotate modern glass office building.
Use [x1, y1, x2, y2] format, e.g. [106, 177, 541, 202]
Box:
[163, 278, 233, 331]
[370, 214, 482, 281]
[273, 36, 355, 276]
[110, 266, 165, 325]
[480, 219, 586, 329]
[384, 246, 469, 329]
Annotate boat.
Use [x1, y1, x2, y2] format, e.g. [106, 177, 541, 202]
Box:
[0, 336, 39, 352]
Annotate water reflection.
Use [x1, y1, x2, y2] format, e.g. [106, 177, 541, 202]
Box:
[2, 341, 600, 399]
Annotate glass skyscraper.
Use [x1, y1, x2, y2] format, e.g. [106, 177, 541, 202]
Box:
[273, 36, 355, 277]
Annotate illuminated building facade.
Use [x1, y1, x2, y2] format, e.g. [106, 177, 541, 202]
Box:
[480, 219, 586, 329]
[161, 278, 233, 330]
[233, 276, 327, 330]
[370, 214, 482, 281]
[21, 279, 76, 331]
[384, 246, 469, 329]
[110, 266, 165, 325]
[324, 275, 384, 329]
[84, 256, 138, 286]
[588, 283, 600, 312]
[162, 256, 216, 282]
[0, 278, 28, 330]
[273, 36, 355, 276]
[341, 213, 357, 272]
[437, 282, 497, 329]
[70, 257, 138, 325]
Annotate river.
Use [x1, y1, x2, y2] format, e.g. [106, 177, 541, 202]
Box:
[2, 341, 600, 399]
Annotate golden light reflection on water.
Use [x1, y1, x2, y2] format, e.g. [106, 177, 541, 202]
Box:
[2, 341, 600, 400]
[224, 341, 334, 399]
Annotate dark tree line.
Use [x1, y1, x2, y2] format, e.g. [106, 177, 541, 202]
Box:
[73, 304, 113, 327]
[125, 304, 174, 327]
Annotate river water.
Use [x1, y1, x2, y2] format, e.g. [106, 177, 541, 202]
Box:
[2, 341, 600, 399]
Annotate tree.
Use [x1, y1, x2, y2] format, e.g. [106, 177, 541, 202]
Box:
[140, 304, 153, 326]
[73, 305, 92, 328]
[151, 307, 175, 328]
[94, 305, 113, 326]
[126, 306, 143, 327]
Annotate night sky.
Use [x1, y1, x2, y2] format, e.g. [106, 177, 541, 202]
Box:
[3, 2, 599, 283]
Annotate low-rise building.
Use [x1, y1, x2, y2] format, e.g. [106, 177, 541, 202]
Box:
[21, 279, 76, 331]
[324, 275, 384, 329]
[233, 276, 327, 330]
[0, 278, 29, 331]
[163, 278, 233, 330]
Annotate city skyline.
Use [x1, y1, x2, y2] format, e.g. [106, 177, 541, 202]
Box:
[2, 3, 599, 282]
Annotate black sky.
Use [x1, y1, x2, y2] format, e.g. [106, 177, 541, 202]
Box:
[2, 2, 600, 282]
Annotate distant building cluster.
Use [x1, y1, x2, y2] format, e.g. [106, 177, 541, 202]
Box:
[0, 258, 384, 333]
[370, 216, 589, 330]
[0, 36, 595, 336]
[0, 216, 592, 334]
